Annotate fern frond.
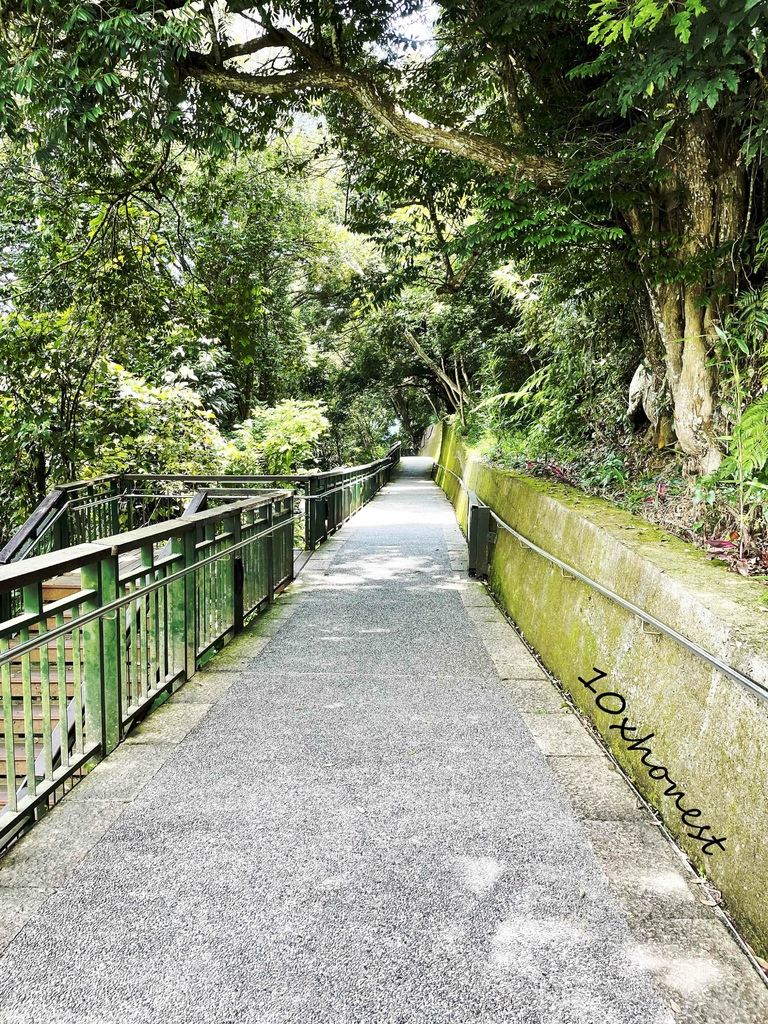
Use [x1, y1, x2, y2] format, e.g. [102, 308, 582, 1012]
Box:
[733, 393, 768, 477]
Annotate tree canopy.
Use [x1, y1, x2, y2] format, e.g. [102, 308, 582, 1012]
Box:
[2, 0, 768, 558]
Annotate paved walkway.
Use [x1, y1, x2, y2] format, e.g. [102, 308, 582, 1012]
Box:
[0, 459, 765, 1023]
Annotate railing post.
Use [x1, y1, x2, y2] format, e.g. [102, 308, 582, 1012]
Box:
[468, 493, 491, 578]
[53, 497, 70, 552]
[109, 478, 120, 535]
[231, 512, 244, 635]
[266, 501, 275, 605]
[305, 478, 316, 550]
[21, 583, 43, 798]
[170, 534, 188, 682]
[183, 530, 197, 676]
[98, 553, 122, 753]
[284, 498, 295, 585]
[83, 484, 95, 544]
[321, 480, 331, 542]
[81, 561, 106, 760]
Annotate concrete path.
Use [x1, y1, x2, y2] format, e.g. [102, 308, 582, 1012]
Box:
[0, 458, 765, 1023]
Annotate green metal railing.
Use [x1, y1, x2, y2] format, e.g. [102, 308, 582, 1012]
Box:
[0, 443, 402, 565]
[0, 443, 402, 849]
[0, 490, 294, 847]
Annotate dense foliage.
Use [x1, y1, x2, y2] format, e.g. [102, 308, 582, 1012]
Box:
[0, 142, 397, 538]
[1, 1, 768, 563]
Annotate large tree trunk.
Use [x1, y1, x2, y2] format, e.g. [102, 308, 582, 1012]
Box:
[627, 112, 747, 473]
[646, 280, 722, 472]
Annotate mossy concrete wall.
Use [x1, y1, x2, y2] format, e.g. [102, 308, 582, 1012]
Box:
[434, 421, 768, 956]
[419, 421, 443, 461]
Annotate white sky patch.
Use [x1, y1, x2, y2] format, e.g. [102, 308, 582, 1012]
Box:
[392, 3, 440, 52]
[225, 3, 440, 65]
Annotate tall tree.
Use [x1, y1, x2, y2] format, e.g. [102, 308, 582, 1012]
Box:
[1, 0, 766, 468]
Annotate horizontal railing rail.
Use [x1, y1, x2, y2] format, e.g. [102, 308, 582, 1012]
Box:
[1, 443, 402, 564]
[433, 460, 768, 706]
[0, 489, 294, 847]
[0, 444, 400, 850]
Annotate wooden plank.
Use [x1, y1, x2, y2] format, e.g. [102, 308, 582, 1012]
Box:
[0, 546, 103, 593]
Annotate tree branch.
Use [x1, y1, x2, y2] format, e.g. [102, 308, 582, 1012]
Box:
[436, 246, 486, 295]
[202, 0, 221, 64]
[495, 52, 525, 137]
[221, 34, 277, 60]
[183, 55, 566, 185]
[740, 44, 768, 94]
[424, 193, 455, 283]
[404, 329, 471, 410]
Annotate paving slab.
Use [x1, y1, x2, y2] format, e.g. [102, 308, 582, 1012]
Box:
[522, 710, 605, 756]
[0, 458, 763, 1023]
[626, 919, 768, 1024]
[122, 701, 212, 745]
[546, 754, 647, 821]
[500, 677, 570, 713]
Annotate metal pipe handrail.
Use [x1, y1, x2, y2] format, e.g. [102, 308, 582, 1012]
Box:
[58, 475, 121, 492]
[302, 465, 392, 499]
[122, 447, 400, 486]
[0, 490, 66, 564]
[2, 443, 401, 564]
[0, 451, 400, 840]
[0, 455, 398, 663]
[0, 513, 296, 669]
[433, 461, 768, 704]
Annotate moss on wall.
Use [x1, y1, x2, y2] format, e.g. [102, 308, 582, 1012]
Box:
[436, 422, 768, 957]
[419, 422, 443, 461]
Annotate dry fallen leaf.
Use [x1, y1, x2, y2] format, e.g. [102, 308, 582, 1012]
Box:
[690, 877, 706, 885]
[699, 896, 718, 906]
[755, 956, 768, 972]
[670, 1000, 682, 1014]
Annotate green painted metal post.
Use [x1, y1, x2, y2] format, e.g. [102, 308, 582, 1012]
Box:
[53, 499, 70, 551]
[306, 478, 319, 550]
[266, 503, 275, 605]
[21, 583, 42, 796]
[81, 562, 105, 760]
[109, 478, 120, 535]
[183, 530, 197, 676]
[284, 501, 295, 586]
[170, 535, 188, 683]
[0, 635, 16, 812]
[98, 554, 122, 753]
[231, 513, 244, 635]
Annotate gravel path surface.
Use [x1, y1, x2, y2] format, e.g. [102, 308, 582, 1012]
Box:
[0, 458, 673, 1024]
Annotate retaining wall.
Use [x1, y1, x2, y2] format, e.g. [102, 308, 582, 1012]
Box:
[433, 421, 768, 956]
[419, 421, 443, 461]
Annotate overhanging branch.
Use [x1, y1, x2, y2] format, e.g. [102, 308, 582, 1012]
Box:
[183, 55, 566, 186]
